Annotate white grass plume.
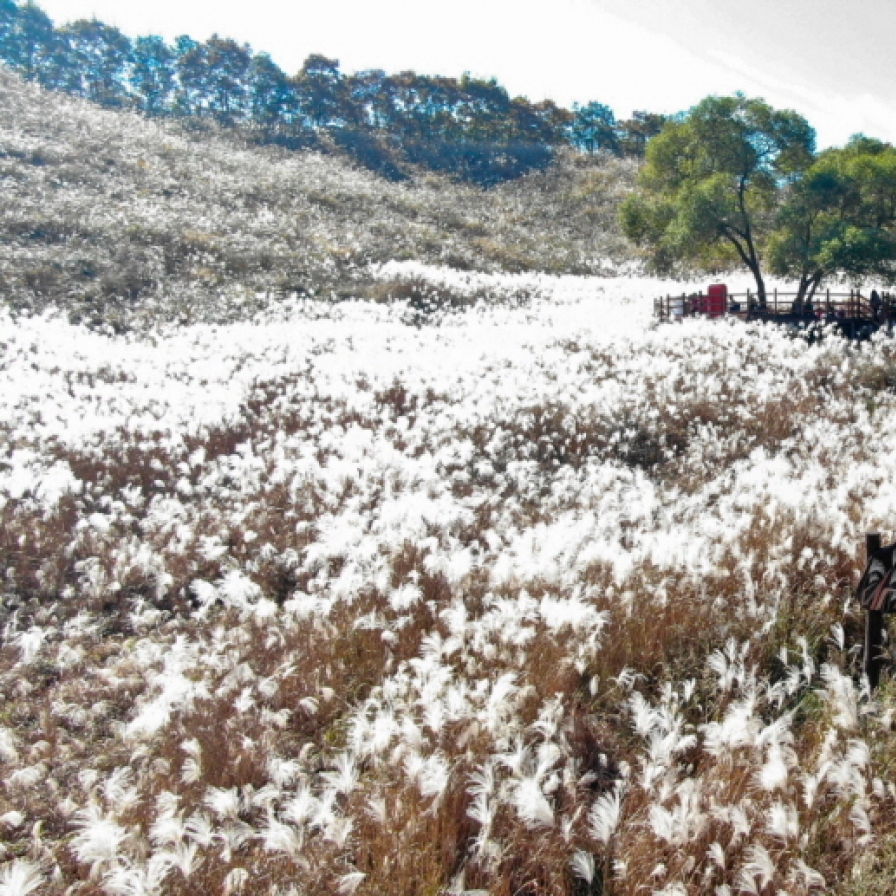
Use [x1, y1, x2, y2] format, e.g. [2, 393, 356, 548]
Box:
[0, 860, 44, 896]
[589, 785, 623, 845]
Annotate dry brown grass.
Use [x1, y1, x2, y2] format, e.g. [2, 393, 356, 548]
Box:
[5, 320, 896, 895]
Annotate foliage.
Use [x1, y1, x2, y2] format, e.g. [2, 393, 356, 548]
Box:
[129, 34, 176, 115]
[569, 101, 617, 155]
[0, 0, 55, 82]
[402, 138, 555, 188]
[614, 111, 666, 159]
[621, 93, 896, 299]
[620, 94, 817, 299]
[3, 33, 896, 895]
[56, 18, 131, 106]
[767, 136, 896, 297]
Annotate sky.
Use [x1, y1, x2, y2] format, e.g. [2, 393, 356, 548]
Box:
[35, 0, 896, 148]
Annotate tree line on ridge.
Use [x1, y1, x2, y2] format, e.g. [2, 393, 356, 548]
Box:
[0, 0, 665, 185]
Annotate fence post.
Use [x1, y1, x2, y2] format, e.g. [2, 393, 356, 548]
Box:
[865, 531, 884, 690]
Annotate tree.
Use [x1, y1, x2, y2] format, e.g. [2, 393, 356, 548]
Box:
[247, 52, 296, 130]
[348, 69, 396, 131]
[510, 98, 571, 147]
[295, 54, 354, 129]
[130, 35, 176, 115]
[172, 35, 253, 123]
[1, 1, 55, 82]
[58, 18, 131, 106]
[173, 35, 206, 116]
[616, 111, 666, 158]
[456, 74, 510, 143]
[570, 101, 618, 155]
[0, 0, 19, 60]
[385, 72, 457, 142]
[620, 94, 815, 304]
[0, 1, 672, 187]
[203, 36, 252, 125]
[767, 136, 896, 299]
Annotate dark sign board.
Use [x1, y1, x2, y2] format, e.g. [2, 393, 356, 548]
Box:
[857, 540, 896, 612]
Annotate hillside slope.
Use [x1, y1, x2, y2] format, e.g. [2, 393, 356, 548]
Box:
[0, 71, 637, 327]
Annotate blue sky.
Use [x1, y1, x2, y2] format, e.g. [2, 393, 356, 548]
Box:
[36, 0, 896, 148]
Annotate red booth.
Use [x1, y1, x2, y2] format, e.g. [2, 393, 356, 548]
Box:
[702, 284, 727, 318]
[692, 283, 728, 317]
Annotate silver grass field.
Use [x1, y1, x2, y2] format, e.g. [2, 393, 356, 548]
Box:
[4, 72, 896, 896]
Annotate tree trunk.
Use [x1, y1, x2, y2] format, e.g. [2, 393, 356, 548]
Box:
[794, 270, 823, 304]
[721, 222, 766, 307]
[755, 271, 767, 307]
[806, 272, 824, 302]
[747, 260, 767, 307]
[735, 175, 766, 307]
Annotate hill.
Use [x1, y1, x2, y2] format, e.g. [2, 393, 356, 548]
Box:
[0, 71, 637, 328]
[0, 1, 664, 186]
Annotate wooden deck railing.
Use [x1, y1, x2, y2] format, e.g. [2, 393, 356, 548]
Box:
[654, 288, 894, 328]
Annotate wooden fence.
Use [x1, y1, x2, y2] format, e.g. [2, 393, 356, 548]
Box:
[655, 288, 895, 336]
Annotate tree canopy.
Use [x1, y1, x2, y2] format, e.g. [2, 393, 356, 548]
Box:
[767, 137, 896, 298]
[621, 94, 896, 299]
[570, 101, 617, 155]
[620, 94, 816, 302]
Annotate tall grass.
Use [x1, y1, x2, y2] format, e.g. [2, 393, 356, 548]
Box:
[2, 273, 896, 893]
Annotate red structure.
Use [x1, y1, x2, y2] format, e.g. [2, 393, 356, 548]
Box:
[687, 284, 727, 318]
[704, 283, 727, 318]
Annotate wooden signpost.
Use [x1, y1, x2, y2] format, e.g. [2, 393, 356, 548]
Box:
[857, 531, 895, 689]
[864, 533, 885, 689]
